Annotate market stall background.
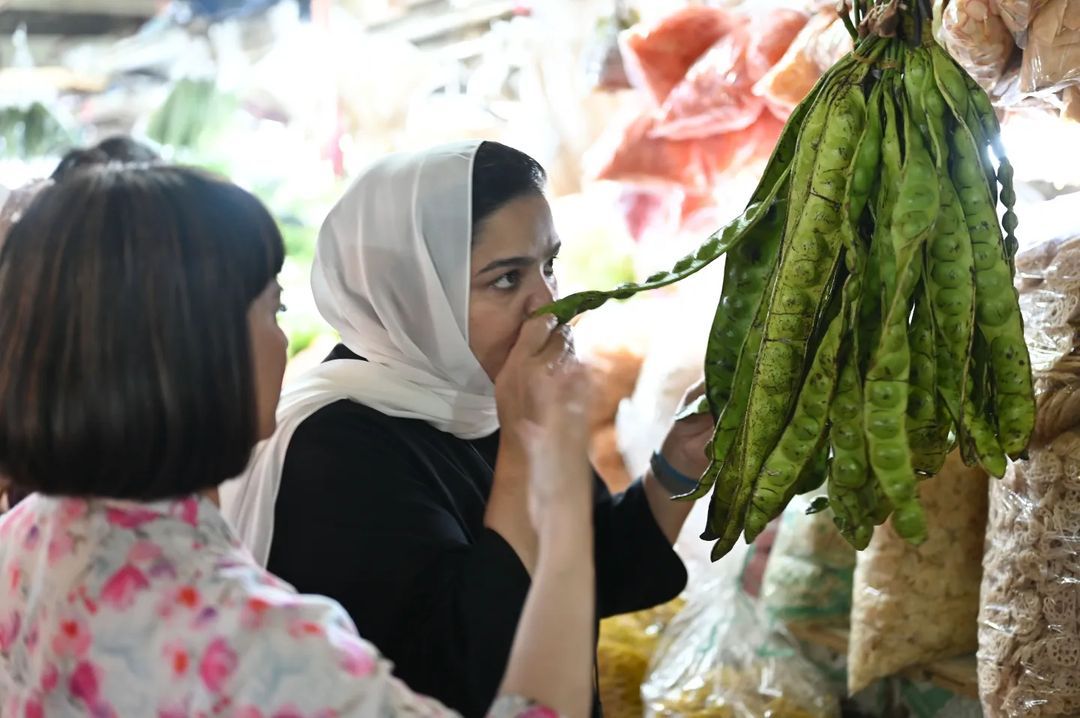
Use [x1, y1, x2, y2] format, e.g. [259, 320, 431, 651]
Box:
[6, 0, 1080, 716]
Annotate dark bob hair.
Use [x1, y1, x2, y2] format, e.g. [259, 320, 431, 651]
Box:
[0, 165, 284, 500]
[471, 141, 547, 240]
[51, 135, 161, 182]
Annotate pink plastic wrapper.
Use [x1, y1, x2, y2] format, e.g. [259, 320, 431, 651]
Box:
[652, 24, 764, 140]
[650, 8, 809, 141]
[978, 237, 1080, 718]
[620, 6, 740, 105]
[1020, 0, 1080, 94]
[590, 111, 784, 192]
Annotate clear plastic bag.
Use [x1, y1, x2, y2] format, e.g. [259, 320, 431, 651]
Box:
[937, 0, 1015, 92]
[1020, 0, 1080, 94]
[598, 598, 685, 718]
[761, 494, 856, 628]
[991, 0, 1049, 46]
[848, 450, 988, 694]
[978, 237, 1080, 718]
[641, 549, 840, 718]
[752, 11, 852, 120]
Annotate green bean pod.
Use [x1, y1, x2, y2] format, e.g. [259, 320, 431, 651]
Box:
[693, 263, 781, 523]
[947, 119, 1034, 459]
[960, 332, 1008, 477]
[906, 279, 950, 474]
[828, 468, 873, 550]
[793, 438, 829, 496]
[703, 196, 788, 417]
[860, 74, 903, 369]
[845, 82, 885, 235]
[955, 54, 1020, 262]
[535, 176, 787, 324]
[743, 280, 848, 542]
[737, 77, 868, 529]
[864, 93, 940, 545]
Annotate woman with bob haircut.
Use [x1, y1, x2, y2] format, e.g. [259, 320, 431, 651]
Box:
[0, 163, 597, 717]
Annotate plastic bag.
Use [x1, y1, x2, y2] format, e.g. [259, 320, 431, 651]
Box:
[978, 237, 1080, 718]
[590, 105, 783, 196]
[753, 12, 851, 119]
[641, 547, 840, 718]
[621, 6, 741, 104]
[745, 9, 811, 83]
[992, 0, 1049, 45]
[1021, 0, 1080, 94]
[937, 0, 1015, 92]
[761, 493, 856, 627]
[848, 450, 988, 694]
[653, 23, 764, 140]
[598, 598, 685, 718]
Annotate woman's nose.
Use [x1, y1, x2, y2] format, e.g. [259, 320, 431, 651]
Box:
[524, 281, 556, 316]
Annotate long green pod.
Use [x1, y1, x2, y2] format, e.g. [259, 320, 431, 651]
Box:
[746, 45, 862, 208]
[947, 117, 1034, 458]
[703, 68, 857, 482]
[920, 69, 984, 463]
[943, 45, 1020, 262]
[845, 82, 884, 233]
[692, 262, 782, 524]
[961, 334, 1009, 477]
[793, 438, 829, 495]
[735, 74, 869, 539]
[860, 72, 903, 371]
[906, 279, 950, 473]
[535, 174, 788, 324]
[743, 276, 848, 542]
[703, 195, 788, 417]
[864, 92, 940, 544]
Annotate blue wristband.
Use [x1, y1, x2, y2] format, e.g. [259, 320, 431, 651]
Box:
[650, 451, 700, 495]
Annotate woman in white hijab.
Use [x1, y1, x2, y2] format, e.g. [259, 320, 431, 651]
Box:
[221, 141, 714, 718]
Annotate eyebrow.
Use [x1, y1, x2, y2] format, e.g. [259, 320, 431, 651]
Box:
[476, 241, 562, 276]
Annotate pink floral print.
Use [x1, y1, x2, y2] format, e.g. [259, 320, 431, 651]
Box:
[0, 494, 555, 718]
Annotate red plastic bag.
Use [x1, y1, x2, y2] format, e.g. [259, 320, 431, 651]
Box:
[745, 9, 811, 83]
[701, 111, 786, 184]
[652, 24, 765, 140]
[621, 6, 740, 105]
[590, 111, 712, 191]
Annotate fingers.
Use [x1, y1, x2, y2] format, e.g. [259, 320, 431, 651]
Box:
[513, 314, 561, 359]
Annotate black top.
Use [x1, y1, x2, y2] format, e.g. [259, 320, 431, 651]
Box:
[267, 345, 687, 718]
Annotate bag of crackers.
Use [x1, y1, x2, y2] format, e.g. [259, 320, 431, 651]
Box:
[978, 236, 1080, 717]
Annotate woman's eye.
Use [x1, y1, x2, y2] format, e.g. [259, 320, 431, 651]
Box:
[543, 257, 557, 277]
[493, 271, 520, 290]
[277, 303, 288, 314]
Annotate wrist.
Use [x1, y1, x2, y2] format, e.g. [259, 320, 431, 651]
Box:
[649, 451, 701, 497]
[537, 512, 594, 564]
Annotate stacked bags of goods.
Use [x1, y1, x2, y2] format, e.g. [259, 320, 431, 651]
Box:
[979, 237, 1080, 717]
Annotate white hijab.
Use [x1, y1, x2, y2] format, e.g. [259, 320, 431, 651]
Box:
[220, 140, 499, 566]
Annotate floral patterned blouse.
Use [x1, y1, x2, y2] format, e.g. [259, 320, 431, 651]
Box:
[0, 493, 555, 718]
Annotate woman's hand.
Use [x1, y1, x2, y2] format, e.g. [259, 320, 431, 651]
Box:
[494, 315, 574, 457]
[523, 361, 593, 538]
[660, 378, 713, 481]
[486, 315, 576, 572]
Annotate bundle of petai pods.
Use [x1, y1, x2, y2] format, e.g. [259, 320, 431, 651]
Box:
[539, 7, 1035, 560]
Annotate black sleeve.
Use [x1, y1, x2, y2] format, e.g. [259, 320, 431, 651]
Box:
[267, 409, 530, 718]
[593, 478, 688, 618]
